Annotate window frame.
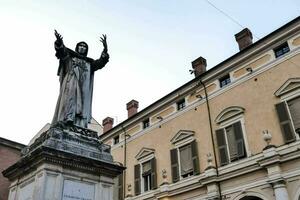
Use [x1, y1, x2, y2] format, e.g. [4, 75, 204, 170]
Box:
[113, 135, 120, 145]
[141, 160, 152, 192]
[273, 42, 290, 58]
[173, 137, 197, 180]
[279, 93, 300, 140]
[176, 98, 186, 111]
[143, 118, 150, 129]
[218, 117, 250, 165]
[136, 153, 155, 194]
[219, 74, 231, 88]
[178, 143, 194, 178]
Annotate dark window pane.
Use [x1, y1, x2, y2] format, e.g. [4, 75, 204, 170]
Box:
[143, 118, 150, 129]
[274, 42, 290, 58]
[177, 99, 186, 111]
[143, 174, 152, 192]
[219, 74, 231, 88]
[113, 135, 119, 144]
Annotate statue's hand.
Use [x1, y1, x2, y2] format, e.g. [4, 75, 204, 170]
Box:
[100, 34, 108, 53]
[54, 29, 63, 46]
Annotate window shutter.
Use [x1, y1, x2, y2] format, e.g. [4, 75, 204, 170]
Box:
[275, 102, 296, 143]
[150, 158, 157, 189]
[233, 121, 245, 159]
[118, 173, 123, 200]
[134, 164, 141, 196]
[216, 129, 229, 166]
[170, 148, 179, 183]
[191, 140, 200, 175]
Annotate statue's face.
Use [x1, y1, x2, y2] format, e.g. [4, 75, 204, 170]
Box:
[77, 44, 87, 55]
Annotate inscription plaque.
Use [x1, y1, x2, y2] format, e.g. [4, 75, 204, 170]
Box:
[62, 180, 95, 200]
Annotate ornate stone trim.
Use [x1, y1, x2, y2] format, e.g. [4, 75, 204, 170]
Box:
[215, 106, 245, 124]
[170, 130, 195, 144]
[274, 77, 300, 97]
[135, 147, 155, 160]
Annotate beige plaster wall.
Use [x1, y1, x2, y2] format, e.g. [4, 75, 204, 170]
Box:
[107, 48, 300, 198]
[211, 53, 300, 162]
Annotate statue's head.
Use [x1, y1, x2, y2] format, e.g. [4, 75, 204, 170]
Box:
[75, 41, 88, 56]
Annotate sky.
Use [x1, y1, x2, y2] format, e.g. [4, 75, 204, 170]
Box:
[0, 0, 299, 144]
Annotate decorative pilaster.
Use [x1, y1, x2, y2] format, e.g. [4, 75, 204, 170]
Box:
[272, 180, 289, 200]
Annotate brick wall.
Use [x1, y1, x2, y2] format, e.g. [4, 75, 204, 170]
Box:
[0, 139, 24, 200]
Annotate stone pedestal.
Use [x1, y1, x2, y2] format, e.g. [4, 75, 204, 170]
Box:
[2, 125, 124, 200]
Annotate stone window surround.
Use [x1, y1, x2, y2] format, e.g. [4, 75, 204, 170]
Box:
[217, 114, 251, 163]
[171, 130, 196, 180]
[135, 148, 155, 194]
[275, 81, 300, 141]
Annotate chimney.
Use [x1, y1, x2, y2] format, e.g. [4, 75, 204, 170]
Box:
[102, 117, 114, 133]
[191, 56, 207, 77]
[127, 100, 139, 118]
[235, 28, 253, 51]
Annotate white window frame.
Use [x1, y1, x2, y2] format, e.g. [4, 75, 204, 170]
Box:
[279, 90, 300, 140]
[173, 136, 195, 180]
[137, 153, 154, 193]
[219, 116, 251, 163]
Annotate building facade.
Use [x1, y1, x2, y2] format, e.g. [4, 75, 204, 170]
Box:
[0, 137, 25, 200]
[100, 17, 300, 200]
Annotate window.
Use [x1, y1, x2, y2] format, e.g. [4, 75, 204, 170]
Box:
[143, 118, 150, 129]
[216, 121, 246, 166]
[275, 97, 300, 143]
[113, 135, 120, 145]
[274, 42, 290, 58]
[219, 74, 231, 88]
[134, 158, 157, 195]
[176, 99, 186, 111]
[287, 96, 300, 135]
[142, 161, 152, 192]
[170, 140, 199, 183]
[179, 144, 194, 178]
[274, 78, 300, 143]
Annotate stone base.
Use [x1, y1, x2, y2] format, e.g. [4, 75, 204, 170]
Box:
[3, 125, 124, 200]
[7, 163, 115, 200]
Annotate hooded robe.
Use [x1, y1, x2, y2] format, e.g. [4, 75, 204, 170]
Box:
[52, 41, 109, 128]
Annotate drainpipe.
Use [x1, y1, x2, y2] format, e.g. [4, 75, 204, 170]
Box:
[199, 80, 222, 199]
[121, 126, 127, 200]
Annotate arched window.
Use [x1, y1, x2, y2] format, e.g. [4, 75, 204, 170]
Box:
[214, 106, 249, 166]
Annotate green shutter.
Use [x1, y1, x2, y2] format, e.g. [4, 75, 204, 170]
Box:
[170, 148, 179, 183]
[150, 158, 157, 189]
[134, 164, 141, 195]
[191, 140, 200, 175]
[216, 128, 229, 166]
[233, 121, 245, 159]
[118, 173, 123, 200]
[275, 102, 296, 143]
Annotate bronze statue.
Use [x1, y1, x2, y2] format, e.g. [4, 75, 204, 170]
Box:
[52, 30, 109, 128]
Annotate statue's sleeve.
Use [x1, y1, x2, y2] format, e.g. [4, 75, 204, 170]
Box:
[54, 41, 68, 59]
[92, 51, 109, 71]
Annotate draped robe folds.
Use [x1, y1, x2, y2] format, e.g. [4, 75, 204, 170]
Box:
[52, 42, 109, 128]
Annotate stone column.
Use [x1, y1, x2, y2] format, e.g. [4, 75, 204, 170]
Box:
[272, 181, 289, 200]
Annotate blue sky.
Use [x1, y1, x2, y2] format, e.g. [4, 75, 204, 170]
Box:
[0, 0, 299, 144]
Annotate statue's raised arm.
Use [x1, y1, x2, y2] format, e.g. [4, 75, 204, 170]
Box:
[92, 34, 109, 71]
[54, 30, 67, 59]
[100, 34, 108, 53]
[54, 30, 63, 46]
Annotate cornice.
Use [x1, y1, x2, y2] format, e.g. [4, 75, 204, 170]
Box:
[101, 17, 300, 141]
